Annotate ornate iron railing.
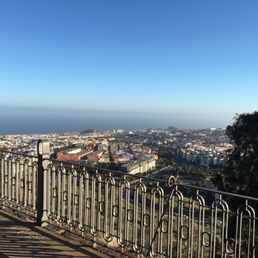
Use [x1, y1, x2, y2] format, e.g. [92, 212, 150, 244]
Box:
[0, 140, 257, 257]
[0, 151, 38, 217]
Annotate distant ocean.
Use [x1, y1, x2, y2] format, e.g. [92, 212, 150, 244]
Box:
[0, 116, 170, 134]
[0, 107, 171, 134]
[0, 106, 228, 134]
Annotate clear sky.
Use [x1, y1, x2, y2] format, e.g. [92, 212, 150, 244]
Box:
[0, 1, 258, 131]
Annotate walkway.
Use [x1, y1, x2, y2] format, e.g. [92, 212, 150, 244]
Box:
[0, 210, 108, 258]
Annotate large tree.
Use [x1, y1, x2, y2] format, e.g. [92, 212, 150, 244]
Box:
[223, 111, 258, 197]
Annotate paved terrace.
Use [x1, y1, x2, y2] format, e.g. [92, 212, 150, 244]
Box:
[0, 210, 109, 258]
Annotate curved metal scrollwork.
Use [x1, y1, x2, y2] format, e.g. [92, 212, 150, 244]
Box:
[117, 176, 130, 247]
[133, 179, 147, 253]
[103, 173, 116, 242]
[235, 201, 256, 258]
[149, 183, 164, 257]
[210, 194, 229, 258]
[0, 151, 257, 258]
[168, 186, 184, 258]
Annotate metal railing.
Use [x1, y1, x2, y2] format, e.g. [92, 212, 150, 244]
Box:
[0, 140, 257, 257]
[0, 151, 38, 217]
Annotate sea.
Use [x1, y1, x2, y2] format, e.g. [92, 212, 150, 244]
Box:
[0, 106, 227, 135]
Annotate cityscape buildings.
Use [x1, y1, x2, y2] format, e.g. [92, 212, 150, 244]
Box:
[0, 127, 231, 178]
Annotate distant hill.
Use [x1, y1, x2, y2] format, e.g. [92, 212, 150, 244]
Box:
[80, 129, 97, 134]
[168, 126, 178, 131]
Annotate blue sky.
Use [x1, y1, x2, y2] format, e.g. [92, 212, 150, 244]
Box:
[0, 1, 258, 130]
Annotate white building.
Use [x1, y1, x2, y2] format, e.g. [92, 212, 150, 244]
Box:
[121, 157, 156, 174]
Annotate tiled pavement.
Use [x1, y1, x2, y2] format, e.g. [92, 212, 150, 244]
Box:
[0, 210, 108, 258]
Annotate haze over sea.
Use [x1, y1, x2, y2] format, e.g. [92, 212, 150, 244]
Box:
[0, 106, 233, 135]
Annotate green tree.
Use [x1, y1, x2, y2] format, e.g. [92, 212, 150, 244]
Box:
[223, 111, 258, 197]
[220, 112, 258, 249]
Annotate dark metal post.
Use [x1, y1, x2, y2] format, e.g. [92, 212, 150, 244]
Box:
[37, 140, 50, 226]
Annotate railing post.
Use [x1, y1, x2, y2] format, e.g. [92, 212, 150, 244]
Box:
[37, 140, 50, 226]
